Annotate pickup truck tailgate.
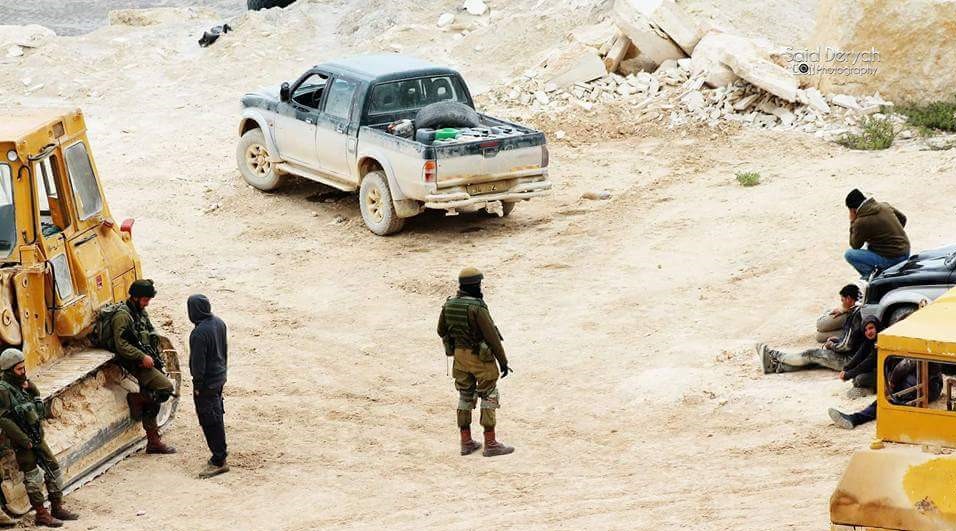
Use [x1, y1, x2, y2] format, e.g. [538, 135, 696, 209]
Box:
[434, 133, 545, 187]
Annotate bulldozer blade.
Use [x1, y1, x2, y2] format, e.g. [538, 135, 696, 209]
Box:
[0, 337, 181, 514]
[831, 446, 956, 530]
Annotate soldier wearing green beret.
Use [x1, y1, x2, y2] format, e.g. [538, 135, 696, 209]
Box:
[437, 268, 514, 457]
[106, 279, 177, 454]
[0, 348, 79, 527]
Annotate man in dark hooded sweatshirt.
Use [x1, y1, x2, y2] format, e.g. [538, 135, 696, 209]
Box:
[188, 294, 229, 478]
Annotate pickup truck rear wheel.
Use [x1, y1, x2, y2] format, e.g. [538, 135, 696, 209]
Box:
[237, 129, 284, 191]
[359, 171, 405, 236]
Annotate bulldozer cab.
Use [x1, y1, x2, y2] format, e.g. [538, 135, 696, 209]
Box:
[0, 108, 180, 514]
[831, 287, 956, 531]
[1, 108, 141, 365]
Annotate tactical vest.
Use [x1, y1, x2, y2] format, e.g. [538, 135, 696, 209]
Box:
[443, 296, 487, 350]
[0, 380, 42, 428]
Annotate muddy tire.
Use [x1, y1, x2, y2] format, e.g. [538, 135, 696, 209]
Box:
[237, 129, 284, 191]
[415, 101, 481, 130]
[359, 171, 405, 236]
[247, 0, 296, 10]
[887, 305, 917, 325]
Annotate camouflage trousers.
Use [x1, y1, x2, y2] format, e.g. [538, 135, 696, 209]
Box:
[452, 348, 499, 431]
[15, 440, 63, 506]
[131, 367, 174, 431]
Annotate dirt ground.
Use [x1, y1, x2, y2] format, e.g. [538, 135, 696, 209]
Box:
[2, 1, 955, 529]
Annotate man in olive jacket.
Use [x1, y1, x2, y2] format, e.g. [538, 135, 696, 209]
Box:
[109, 279, 177, 454]
[843, 188, 910, 278]
[437, 267, 514, 458]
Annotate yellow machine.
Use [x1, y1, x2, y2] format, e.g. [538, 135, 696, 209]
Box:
[831, 287, 956, 530]
[0, 108, 180, 514]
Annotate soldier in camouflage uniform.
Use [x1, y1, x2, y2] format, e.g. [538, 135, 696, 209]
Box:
[109, 279, 176, 454]
[437, 268, 514, 457]
[0, 349, 79, 527]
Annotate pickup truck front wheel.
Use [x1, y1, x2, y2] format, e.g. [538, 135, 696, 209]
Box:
[237, 129, 284, 191]
[359, 171, 406, 236]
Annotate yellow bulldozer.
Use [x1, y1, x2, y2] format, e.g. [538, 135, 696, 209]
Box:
[0, 108, 180, 515]
[831, 286, 956, 530]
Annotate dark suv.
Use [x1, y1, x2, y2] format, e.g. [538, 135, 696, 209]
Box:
[862, 244, 956, 324]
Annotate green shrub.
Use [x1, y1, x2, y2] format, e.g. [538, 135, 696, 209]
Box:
[735, 171, 761, 187]
[896, 98, 956, 132]
[837, 117, 896, 150]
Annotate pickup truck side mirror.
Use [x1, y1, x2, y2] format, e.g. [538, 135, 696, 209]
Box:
[280, 82, 291, 102]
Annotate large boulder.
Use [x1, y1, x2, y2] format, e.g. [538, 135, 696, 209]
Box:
[613, 0, 686, 66]
[811, 0, 956, 103]
[691, 30, 798, 100]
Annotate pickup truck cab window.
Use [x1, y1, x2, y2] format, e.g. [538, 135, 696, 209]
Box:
[324, 77, 358, 120]
[368, 75, 468, 116]
[292, 73, 328, 109]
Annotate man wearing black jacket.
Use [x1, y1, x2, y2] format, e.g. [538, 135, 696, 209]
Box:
[838, 315, 881, 398]
[187, 294, 229, 478]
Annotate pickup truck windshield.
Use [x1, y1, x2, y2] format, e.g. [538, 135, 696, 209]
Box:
[0, 163, 15, 257]
[368, 76, 468, 116]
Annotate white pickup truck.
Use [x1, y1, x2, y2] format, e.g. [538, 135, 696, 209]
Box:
[236, 55, 552, 235]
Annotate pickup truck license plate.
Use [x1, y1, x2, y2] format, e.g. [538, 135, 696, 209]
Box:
[467, 180, 513, 196]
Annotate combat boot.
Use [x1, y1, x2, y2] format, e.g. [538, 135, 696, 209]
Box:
[482, 430, 514, 457]
[32, 505, 62, 528]
[126, 392, 146, 420]
[460, 429, 481, 456]
[49, 497, 78, 521]
[145, 428, 177, 454]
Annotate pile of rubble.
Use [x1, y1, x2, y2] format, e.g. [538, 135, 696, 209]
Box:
[485, 0, 899, 139]
[489, 59, 896, 138]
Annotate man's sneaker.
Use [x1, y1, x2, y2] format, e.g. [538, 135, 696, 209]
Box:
[847, 387, 872, 399]
[756, 343, 777, 374]
[829, 408, 855, 430]
[198, 460, 230, 479]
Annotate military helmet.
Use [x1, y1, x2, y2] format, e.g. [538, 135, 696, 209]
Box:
[129, 279, 157, 298]
[0, 348, 24, 371]
[458, 267, 483, 285]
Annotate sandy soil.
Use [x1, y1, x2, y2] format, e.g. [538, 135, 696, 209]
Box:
[2, 1, 955, 529]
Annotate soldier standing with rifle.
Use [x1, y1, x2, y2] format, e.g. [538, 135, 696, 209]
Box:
[437, 267, 514, 457]
[105, 279, 177, 454]
[0, 349, 79, 527]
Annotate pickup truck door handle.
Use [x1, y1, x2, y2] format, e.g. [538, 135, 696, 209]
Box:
[336, 124, 347, 133]
[305, 118, 314, 125]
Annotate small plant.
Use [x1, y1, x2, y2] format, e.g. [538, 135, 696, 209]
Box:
[896, 98, 956, 133]
[837, 116, 896, 150]
[735, 171, 761, 187]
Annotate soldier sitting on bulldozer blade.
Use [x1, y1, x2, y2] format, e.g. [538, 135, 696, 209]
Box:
[757, 284, 863, 374]
[101, 279, 176, 454]
[0, 349, 79, 528]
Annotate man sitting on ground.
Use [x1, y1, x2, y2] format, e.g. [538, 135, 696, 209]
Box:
[838, 316, 881, 398]
[843, 188, 910, 278]
[829, 357, 943, 430]
[815, 284, 860, 343]
[757, 284, 862, 373]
